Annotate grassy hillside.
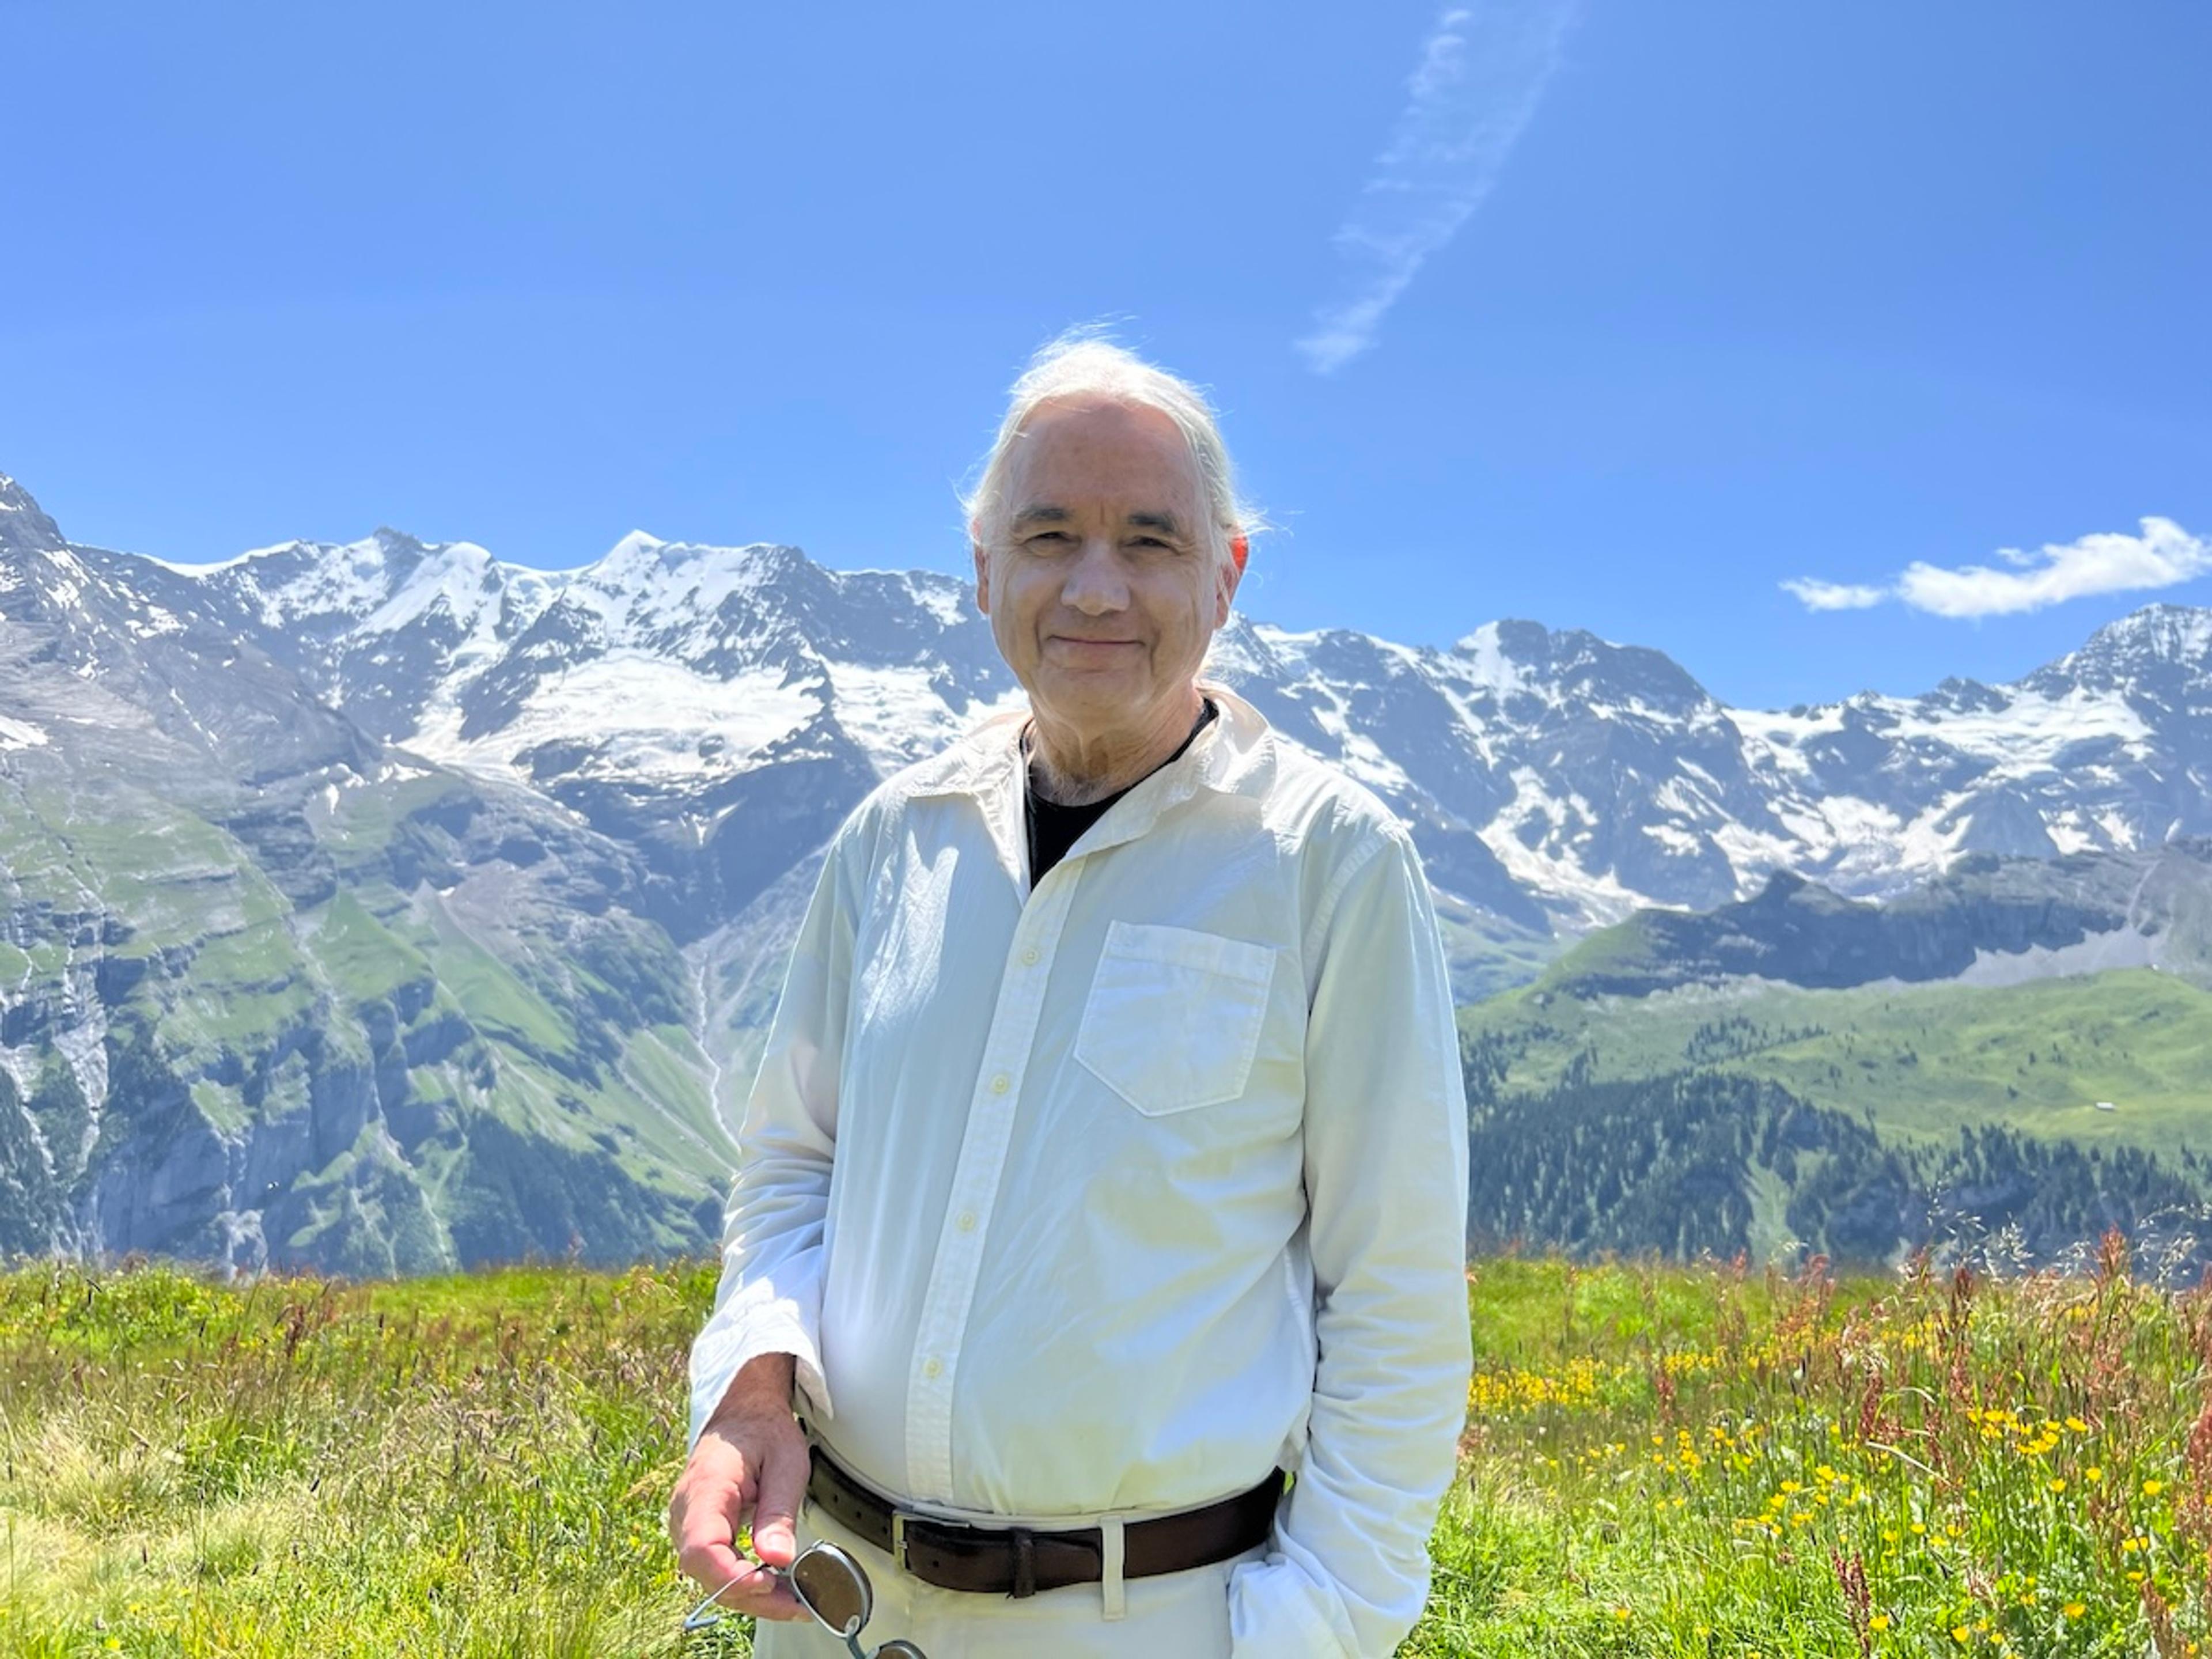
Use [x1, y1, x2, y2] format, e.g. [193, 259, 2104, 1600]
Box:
[0, 760, 735, 1272]
[2, 1254, 2207, 1655]
[1463, 967, 2212, 1157]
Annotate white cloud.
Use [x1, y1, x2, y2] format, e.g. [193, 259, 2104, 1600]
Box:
[1896, 517, 2211, 618]
[1780, 577, 1888, 612]
[1780, 517, 2211, 619]
[1296, 0, 1580, 375]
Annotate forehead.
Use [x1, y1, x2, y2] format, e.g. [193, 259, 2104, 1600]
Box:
[1003, 399, 1202, 512]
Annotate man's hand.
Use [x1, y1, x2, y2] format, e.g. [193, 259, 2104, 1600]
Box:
[668, 1353, 812, 1623]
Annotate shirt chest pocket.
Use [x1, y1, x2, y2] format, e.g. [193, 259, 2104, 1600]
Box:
[1074, 921, 1279, 1116]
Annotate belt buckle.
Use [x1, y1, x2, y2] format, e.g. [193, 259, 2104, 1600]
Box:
[890, 1509, 912, 1573]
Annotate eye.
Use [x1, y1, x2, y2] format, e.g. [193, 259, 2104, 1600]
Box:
[1026, 531, 1073, 547]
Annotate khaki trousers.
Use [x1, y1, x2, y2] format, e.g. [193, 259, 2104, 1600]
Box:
[751, 1491, 1262, 1659]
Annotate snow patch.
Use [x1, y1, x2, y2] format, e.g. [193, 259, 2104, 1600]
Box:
[1450, 622, 1531, 697]
[408, 654, 822, 787]
[824, 662, 1022, 772]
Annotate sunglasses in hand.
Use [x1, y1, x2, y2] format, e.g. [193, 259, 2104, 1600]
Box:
[683, 1539, 926, 1657]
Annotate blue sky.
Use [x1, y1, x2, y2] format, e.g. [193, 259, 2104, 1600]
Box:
[7, 1, 2209, 710]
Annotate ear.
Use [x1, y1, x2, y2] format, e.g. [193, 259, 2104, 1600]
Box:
[1214, 532, 1245, 626]
[971, 521, 991, 615]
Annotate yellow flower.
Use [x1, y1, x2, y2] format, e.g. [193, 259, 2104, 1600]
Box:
[1870, 1613, 1891, 1631]
[1953, 1626, 1971, 1644]
[2065, 1415, 2088, 1432]
[2048, 1478, 2066, 1493]
[2085, 1465, 2104, 1482]
[2064, 1603, 2085, 1618]
[2143, 1479, 2165, 1497]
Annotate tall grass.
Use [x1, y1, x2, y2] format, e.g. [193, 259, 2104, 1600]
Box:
[1, 1242, 2206, 1655]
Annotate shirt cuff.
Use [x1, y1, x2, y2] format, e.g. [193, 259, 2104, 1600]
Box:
[1226, 1554, 1361, 1659]
[686, 1308, 833, 1455]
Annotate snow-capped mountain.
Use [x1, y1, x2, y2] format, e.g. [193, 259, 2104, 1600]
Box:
[1218, 605, 2211, 935]
[43, 473, 2212, 948]
[79, 519, 1022, 919]
[8, 462, 2212, 1277]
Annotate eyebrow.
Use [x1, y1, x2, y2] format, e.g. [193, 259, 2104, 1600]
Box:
[1009, 506, 1186, 536]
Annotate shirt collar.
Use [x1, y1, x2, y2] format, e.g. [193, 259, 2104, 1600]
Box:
[912, 681, 1275, 806]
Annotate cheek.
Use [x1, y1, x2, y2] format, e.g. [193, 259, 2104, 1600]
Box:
[992, 571, 1051, 650]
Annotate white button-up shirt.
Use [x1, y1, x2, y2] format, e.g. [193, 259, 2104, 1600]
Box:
[688, 685, 1472, 1657]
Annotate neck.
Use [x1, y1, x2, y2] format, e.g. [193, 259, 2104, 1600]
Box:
[1026, 687, 1207, 807]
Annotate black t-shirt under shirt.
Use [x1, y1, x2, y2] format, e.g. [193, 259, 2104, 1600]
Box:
[1024, 699, 1219, 887]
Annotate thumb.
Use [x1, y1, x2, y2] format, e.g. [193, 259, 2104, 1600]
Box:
[750, 1435, 809, 1569]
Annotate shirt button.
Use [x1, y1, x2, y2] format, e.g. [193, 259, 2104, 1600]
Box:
[922, 1357, 942, 1379]
[956, 1211, 977, 1233]
[990, 1073, 1010, 1094]
[1020, 945, 1040, 966]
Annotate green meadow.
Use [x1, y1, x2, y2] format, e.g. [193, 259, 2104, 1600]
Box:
[1463, 968, 2212, 1156]
[1, 1251, 2207, 1656]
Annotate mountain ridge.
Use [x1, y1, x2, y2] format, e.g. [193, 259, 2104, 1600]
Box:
[6, 463, 2212, 1275]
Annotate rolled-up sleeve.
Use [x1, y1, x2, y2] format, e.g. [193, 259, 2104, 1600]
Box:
[1228, 825, 1473, 1657]
[685, 831, 858, 1453]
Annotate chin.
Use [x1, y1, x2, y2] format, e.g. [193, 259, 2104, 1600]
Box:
[1033, 676, 1151, 719]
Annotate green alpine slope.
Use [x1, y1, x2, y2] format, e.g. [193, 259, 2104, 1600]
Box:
[0, 755, 736, 1275]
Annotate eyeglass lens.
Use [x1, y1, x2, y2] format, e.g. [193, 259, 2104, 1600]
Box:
[789, 1541, 872, 1637]
[682, 1540, 925, 1656]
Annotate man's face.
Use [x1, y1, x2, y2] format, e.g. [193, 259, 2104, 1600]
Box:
[973, 399, 1240, 740]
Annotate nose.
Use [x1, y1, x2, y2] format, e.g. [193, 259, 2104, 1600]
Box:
[1059, 535, 1130, 615]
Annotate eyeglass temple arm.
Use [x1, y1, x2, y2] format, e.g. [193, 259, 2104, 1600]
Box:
[682, 1562, 785, 1631]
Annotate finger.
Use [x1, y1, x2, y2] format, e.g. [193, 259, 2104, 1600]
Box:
[672, 1468, 756, 1590]
[749, 1435, 810, 1569]
[676, 1523, 807, 1622]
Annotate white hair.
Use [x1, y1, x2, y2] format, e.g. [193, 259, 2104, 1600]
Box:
[964, 330, 1261, 567]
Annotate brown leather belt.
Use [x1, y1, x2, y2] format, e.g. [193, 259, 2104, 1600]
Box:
[804, 1442, 1285, 1599]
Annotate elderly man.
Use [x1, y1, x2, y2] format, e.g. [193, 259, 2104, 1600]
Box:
[668, 338, 1471, 1657]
